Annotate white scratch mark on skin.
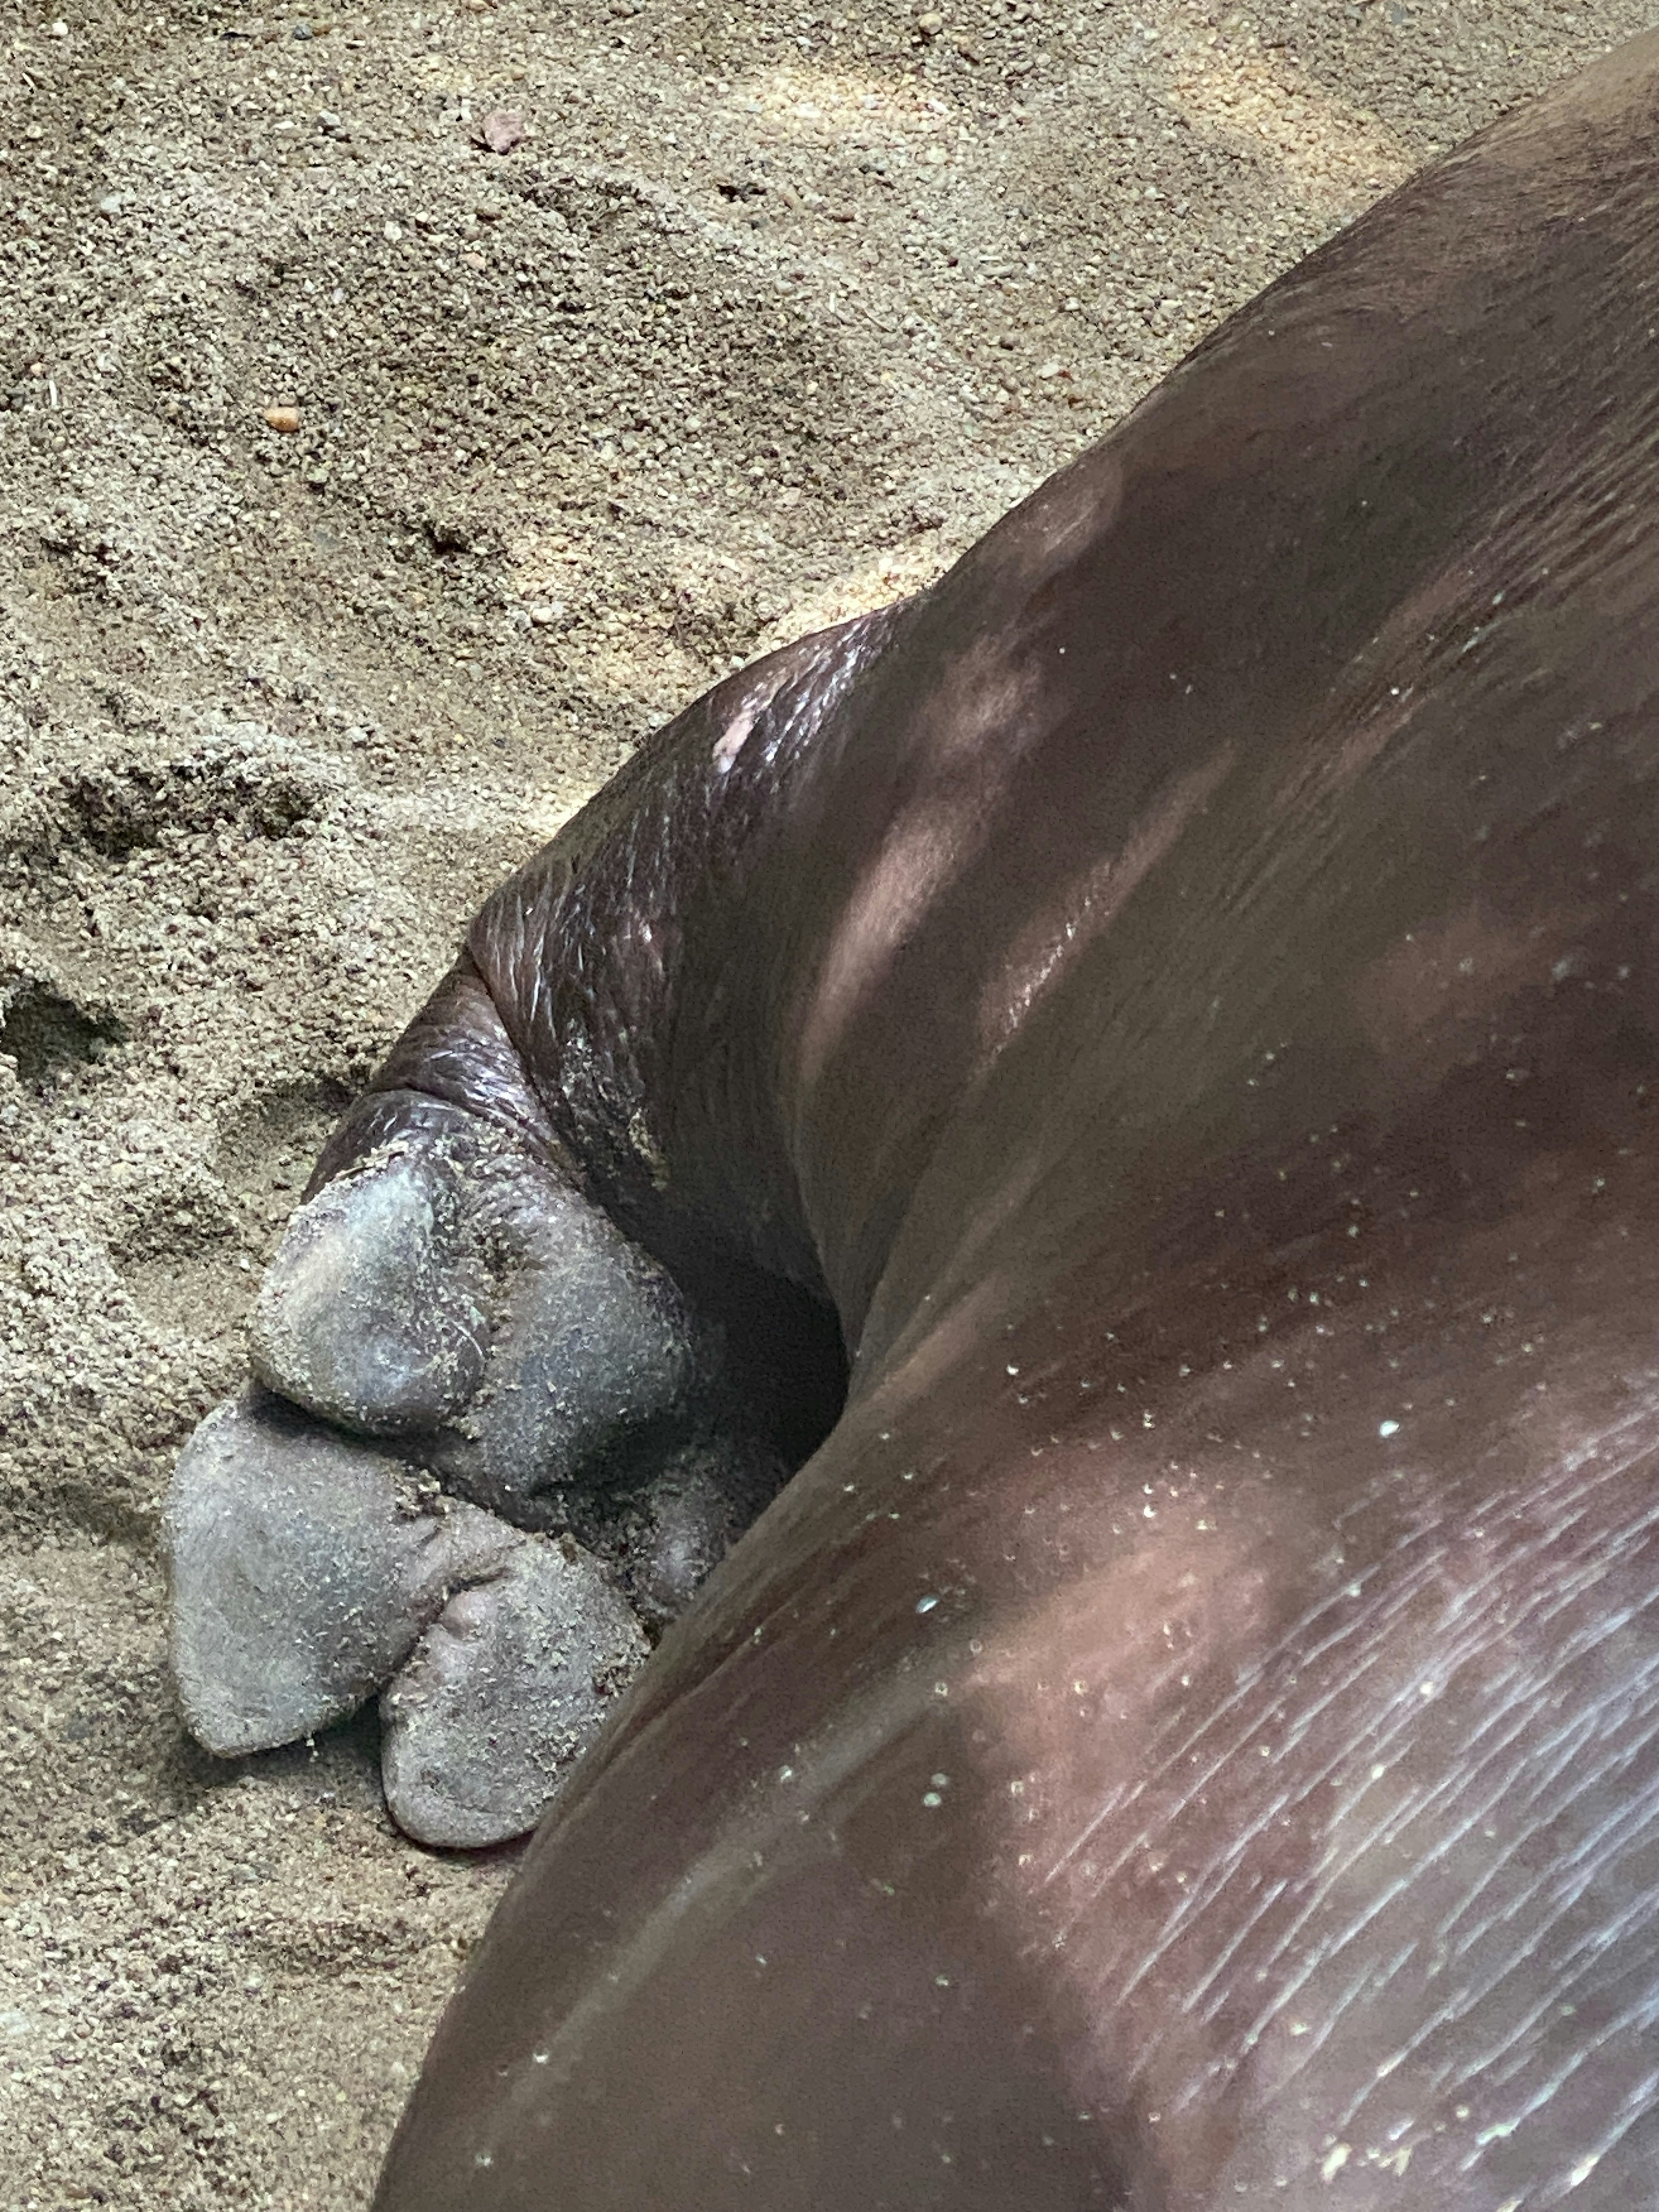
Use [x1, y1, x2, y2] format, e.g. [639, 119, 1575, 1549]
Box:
[712, 700, 760, 772]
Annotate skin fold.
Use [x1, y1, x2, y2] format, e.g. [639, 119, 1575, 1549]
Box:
[167, 30, 1659, 2208]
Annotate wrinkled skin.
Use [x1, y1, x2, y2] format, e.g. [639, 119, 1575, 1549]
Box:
[166, 33, 1659, 2209]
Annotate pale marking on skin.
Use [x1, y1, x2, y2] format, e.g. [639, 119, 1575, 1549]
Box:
[710, 658, 799, 774]
[712, 700, 761, 773]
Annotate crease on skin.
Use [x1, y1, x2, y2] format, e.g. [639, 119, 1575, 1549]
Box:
[793, 645, 1043, 1096]
[851, 1261, 1015, 1413]
[855, 1147, 1046, 1383]
[791, 464, 1124, 1105]
[978, 748, 1235, 1062]
[1120, 1383, 1659, 1986]
[467, 858, 576, 1108]
[477, 1637, 963, 2136]
[712, 608, 898, 778]
[1274, 464, 1645, 830]
[941, 1478, 1292, 2193]
[1270, 562, 1523, 820]
[963, 1468, 1283, 1886]
[1221, 1462, 1659, 2192]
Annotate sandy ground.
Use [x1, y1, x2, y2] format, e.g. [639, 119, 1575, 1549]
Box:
[1, 0, 1655, 2202]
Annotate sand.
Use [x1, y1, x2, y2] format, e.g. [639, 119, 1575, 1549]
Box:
[2, 0, 1653, 2201]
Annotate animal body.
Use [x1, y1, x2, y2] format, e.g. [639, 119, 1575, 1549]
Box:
[168, 33, 1659, 2208]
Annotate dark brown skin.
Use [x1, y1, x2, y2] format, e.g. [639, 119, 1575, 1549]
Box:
[264, 32, 1659, 2207]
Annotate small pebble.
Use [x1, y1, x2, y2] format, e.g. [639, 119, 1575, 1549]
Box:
[479, 108, 526, 154]
[264, 404, 302, 433]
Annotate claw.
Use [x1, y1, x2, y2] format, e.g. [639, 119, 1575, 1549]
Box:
[250, 1125, 709, 1517]
[427, 1174, 707, 1518]
[166, 1387, 648, 1846]
[379, 1535, 646, 1849]
[603, 1436, 789, 1631]
[249, 1141, 492, 1436]
[164, 1387, 521, 1756]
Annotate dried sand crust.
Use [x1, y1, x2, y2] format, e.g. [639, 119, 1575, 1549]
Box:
[1, 0, 1653, 2202]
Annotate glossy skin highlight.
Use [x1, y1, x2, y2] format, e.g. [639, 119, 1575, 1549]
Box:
[172, 34, 1659, 2209]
